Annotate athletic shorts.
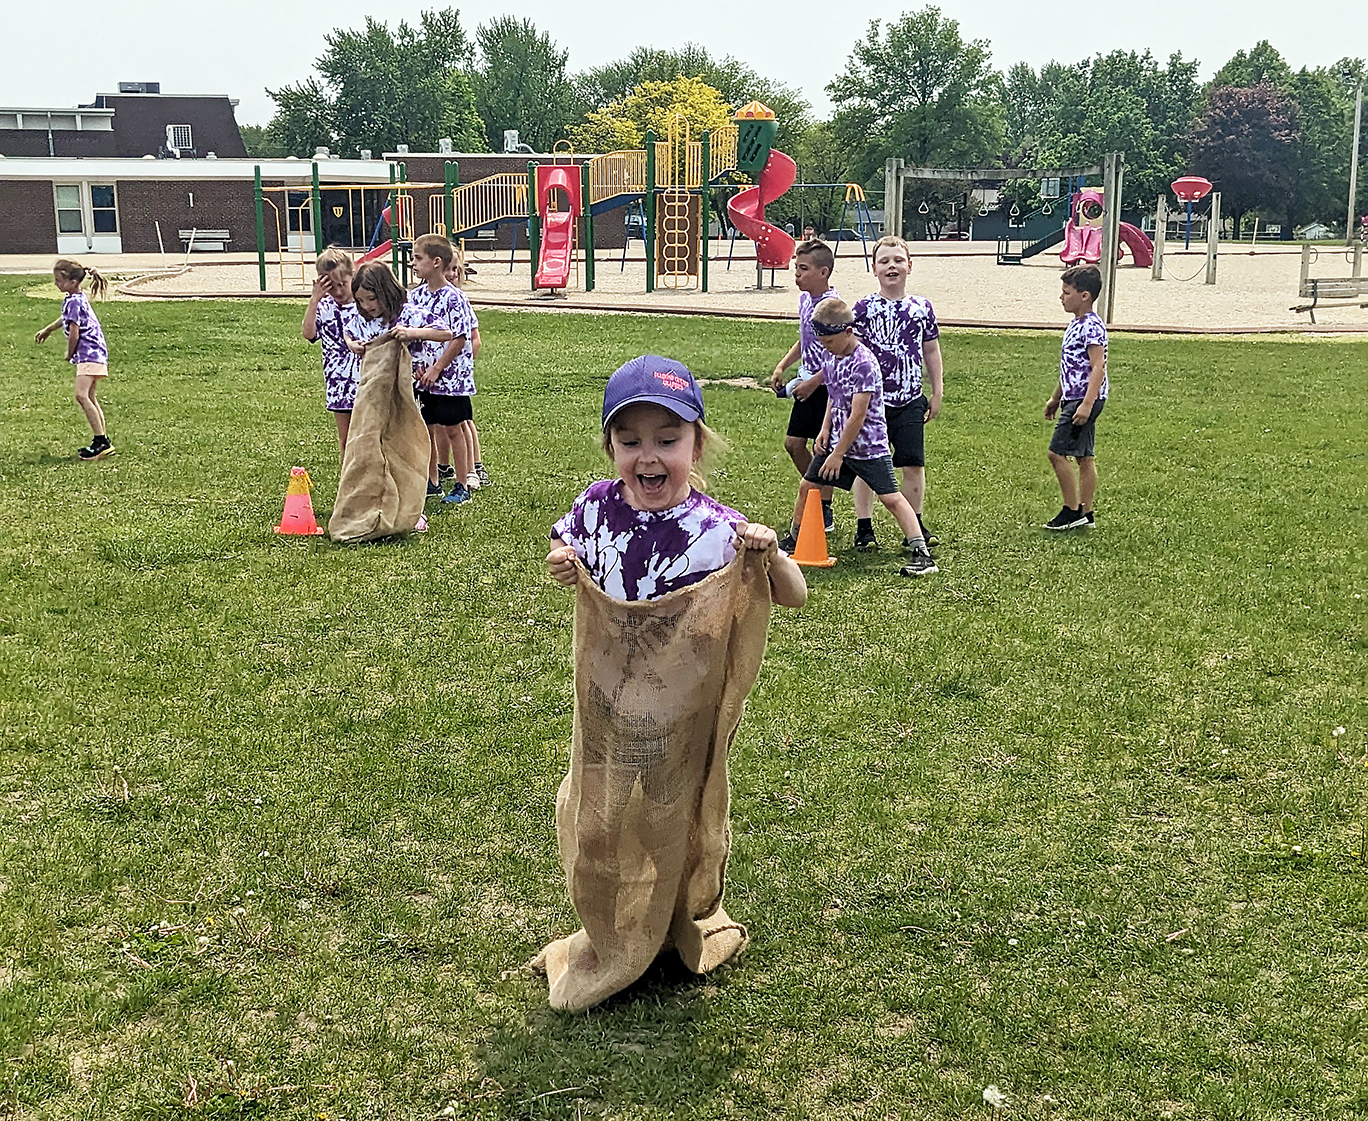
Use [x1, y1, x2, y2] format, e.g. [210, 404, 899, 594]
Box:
[804, 450, 899, 494]
[786, 383, 829, 440]
[1049, 397, 1105, 459]
[887, 396, 928, 468]
[418, 392, 472, 427]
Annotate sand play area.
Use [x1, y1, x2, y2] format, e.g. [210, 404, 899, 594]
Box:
[8, 241, 1368, 333]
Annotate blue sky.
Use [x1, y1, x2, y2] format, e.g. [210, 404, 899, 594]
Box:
[6, 0, 1363, 126]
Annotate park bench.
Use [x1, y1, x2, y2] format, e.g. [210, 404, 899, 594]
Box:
[178, 228, 230, 252]
[1291, 277, 1368, 323]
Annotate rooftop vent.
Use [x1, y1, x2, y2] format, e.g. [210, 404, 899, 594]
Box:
[118, 81, 161, 94]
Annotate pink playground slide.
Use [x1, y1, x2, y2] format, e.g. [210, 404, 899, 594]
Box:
[1059, 188, 1153, 267]
[534, 164, 581, 291]
[727, 149, 797, 269]
[535, 210, 574, 289]
[358, 204, 395, 264]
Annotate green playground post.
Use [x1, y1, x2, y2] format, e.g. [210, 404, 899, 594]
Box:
[700, 131, 711, 293]
[581, 162, 595, 292]
[444, 160, 457, 236]
[644, 130, 656, 293]
[528, 161, 541, 291]
[253, 165, 266, 292]
[310, 161, 322, 259]
[389, 163, 400, 277]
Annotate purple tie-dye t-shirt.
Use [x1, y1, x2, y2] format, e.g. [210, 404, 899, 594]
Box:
[552, 479, 747, 601]
[851, 293, 939, 406]
[350, 303, 433, 344]
[61, 291, 108, 365]
[311, 295, 363, 410]
[404, 283, 479, 395]
[1060, 311, 1108, 400]
[824, 342, 890, 460]
[798, 286, 839, 375]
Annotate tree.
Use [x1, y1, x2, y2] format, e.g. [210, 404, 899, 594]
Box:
[1189, 84, 1300, 235]
[826, 7, 1004, 236]
[1033, 51, 1201, 212]
[573, 45, 811, 153]
[569, 76, 733, 155]
[1211, 41, 1293, 92]
[266, 8, 485, 158]
[471, 16, 573, 152]
[238, 123, 288, 159]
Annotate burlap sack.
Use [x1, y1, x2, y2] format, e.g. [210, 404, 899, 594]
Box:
[532, 548, 773, 1011]
[327, 338, 429, 543]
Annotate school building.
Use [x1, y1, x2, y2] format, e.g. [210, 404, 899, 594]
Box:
[0, 84, 628, 258]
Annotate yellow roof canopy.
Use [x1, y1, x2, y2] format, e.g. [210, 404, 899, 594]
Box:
[732, 101, 775, 120]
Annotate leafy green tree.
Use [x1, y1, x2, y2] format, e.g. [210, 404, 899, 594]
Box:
[573, 45, 810, 153]
[238, 123, 288, 159]
[826, 6, 1004, 236]
[1190, 84, 1300, 235]
[1211, 41, 1294, 92]
[471, 16, 573, 152]
[262, 78, 336, 157]
[569, 76, 733, 154]
[267, 8, 485, 158]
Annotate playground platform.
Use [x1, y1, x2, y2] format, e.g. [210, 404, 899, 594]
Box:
[6, 243, 1367, 334]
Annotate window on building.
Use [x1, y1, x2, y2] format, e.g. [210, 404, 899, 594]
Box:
[90, 185, 118, 233]
[168, 124, 193, 150]
[54, 184, 83, 233]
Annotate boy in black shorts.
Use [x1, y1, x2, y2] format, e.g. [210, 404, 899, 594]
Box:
[1044, 265, 1107, 530]
[769, 239, 837, 532]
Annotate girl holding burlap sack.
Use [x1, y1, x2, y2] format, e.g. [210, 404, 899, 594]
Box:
[535, 356, 805, 1012]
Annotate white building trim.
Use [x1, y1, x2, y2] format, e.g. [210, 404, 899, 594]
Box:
[0, 157, 395, 182]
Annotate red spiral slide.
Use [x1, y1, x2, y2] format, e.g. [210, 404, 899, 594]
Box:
[727, 149, 797, 269]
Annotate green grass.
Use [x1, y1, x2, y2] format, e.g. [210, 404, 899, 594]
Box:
[1, 276, 1366, 1120]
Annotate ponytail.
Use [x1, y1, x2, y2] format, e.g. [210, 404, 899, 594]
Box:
[86, 265, 108, 300]
[54, 257, 108, 300]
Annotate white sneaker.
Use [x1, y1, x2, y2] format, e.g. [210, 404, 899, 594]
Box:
[465, 472, 481, 491]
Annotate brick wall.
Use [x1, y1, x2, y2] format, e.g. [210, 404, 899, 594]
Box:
[0, 183, 58, 253]
[114, 180, 279, 252]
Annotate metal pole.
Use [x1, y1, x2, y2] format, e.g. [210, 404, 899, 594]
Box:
[1348, 84, 1363, 247]
[1151, 193, 1166, 280]
[644, 130, 656, 294]
[582, 161, 595, 292]
[700, 131, 710, 293]
[1205, 191, 1220, 285]
[528, 161, 540, 292]
[311, 160, 322, 257]
[254, 165, 266, 293]
[1185, 201, 1193, 250]
[389, 163, 399, 277]
[444, 160, 456, 236]
[1099, 152, 1123, 323]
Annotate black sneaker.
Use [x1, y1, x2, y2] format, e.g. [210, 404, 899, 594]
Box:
[778, 530, 798, 554]
[437, 463, 455, 481]
[475, 463, 492, 487]
[917, 516, 939, 547]
[79, 436, 114, 461]
[1083, 510, 1095, 528]
[854, 524, 879, 551]
[899, 546, 939, 577]
[425, 480, 444, 499]
[1044, 506, 1087, 531]
[822, 501, 834, 533]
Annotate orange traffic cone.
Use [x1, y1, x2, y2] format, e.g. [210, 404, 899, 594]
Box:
[274, 466, 324, 536]
[791, 486, 836, 567]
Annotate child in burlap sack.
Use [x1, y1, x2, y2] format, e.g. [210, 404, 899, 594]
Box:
[536, 355, 806, 1011]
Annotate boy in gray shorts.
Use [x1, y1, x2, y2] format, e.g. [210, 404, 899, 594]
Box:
[1044, 265, 1107, 530]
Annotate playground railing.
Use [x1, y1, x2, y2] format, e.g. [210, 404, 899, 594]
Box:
[452, 173, 530, 237]
[588, 150, 648, 206]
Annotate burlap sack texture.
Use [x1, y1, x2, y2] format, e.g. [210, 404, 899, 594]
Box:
[532, 548, 773, 1011]
[327, 338, 429, 543]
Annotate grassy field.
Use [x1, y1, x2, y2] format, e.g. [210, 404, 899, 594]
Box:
[1, 275, 1365, 1121]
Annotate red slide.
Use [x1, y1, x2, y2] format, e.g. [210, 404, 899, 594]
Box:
[534, 165, 581, 291]
[358, 205, 394, 264]
[535, 210, 575, 289]
[727, 149, 797, 269]
[1118, 222, 1154, 268]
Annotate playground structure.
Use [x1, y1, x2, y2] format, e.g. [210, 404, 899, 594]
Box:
[251, 102, 811, 298]
[1060, 188, 1154, 268]
[1150, 177, 1221, 285]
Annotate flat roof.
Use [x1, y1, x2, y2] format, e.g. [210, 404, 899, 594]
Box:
[0, 157, 395, 182]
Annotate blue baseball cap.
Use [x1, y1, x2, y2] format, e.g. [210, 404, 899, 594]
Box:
[601, 355, 705, 429]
